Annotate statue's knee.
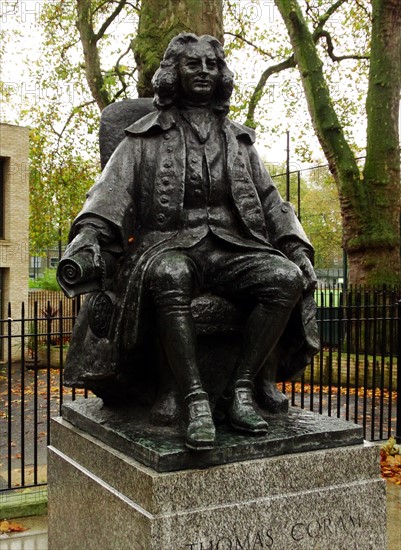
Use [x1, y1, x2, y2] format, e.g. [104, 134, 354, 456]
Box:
[258, 262, 303, 307]
[287, 263, 304, 293]
[147, 253, 194, 295]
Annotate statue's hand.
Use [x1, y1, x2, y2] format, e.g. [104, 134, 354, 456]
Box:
[287, 248, 317, 293]
[64, 225, 102, 267]
[58, 225, 105, 292]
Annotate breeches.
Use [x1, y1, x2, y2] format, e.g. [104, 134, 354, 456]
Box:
[146, 235, 304, 311]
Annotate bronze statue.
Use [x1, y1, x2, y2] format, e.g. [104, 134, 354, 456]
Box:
[58, 34, 318, 451]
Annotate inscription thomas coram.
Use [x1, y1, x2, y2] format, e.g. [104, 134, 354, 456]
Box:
[184, 513, 363, 549]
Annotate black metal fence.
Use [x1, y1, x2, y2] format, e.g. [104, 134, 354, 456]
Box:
[1, 286, 400, 492]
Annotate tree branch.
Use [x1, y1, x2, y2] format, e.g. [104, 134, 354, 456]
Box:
[94, 0, 128, 41]
[112, 39, 136, 99]
[224, 32, 275, 59]
[76, 0, 111, 109]
[315, 30, 369, 61]
[242, 0, 357, 128]
[244, 55, 296, 128]
[53, 100, 97, 152]
[314, 0, 349, 33]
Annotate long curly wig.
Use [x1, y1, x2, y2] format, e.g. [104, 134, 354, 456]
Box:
[152, 33, 234, 115]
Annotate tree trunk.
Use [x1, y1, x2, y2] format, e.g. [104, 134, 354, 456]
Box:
[76, 0, 112, 111]
[134, 0, 224, 97]
[275, 0, 401, 285]
[356, 0, 401, 284]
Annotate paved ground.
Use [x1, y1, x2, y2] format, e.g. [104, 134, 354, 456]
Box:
[0, 483, 399, 549]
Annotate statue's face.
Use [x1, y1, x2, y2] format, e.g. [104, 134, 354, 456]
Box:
[178, 42, 219, 103]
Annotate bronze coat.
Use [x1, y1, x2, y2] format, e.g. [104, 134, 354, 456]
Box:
[63, 108, 317, 388]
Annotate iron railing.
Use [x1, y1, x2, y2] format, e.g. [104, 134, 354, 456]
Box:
[0, 286, 400, 492]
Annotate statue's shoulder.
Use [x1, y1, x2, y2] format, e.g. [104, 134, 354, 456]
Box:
[226, 118, 256, 145]
[125, 109, 177, 137]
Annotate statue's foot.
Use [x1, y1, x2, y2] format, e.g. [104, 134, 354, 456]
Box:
[185, 392, 216, 451]
[259, 382, 289, 414]
[228, 382, 268, 434]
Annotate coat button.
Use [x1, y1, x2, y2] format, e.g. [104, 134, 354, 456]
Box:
[194, 189, 202, 196]
[163, 160, 172, 168]
[191, 157, 199, 164]
[157, 213, 166, 222]
[281, 204, 290, 213]
[160, 195, 169, 204]
[163, 133, 171, 140]
[166, 146, 173, 153]
[190, 173, 199, 181]
[162, 179, 170, 186]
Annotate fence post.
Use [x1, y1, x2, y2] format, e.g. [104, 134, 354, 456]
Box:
[397, 300, 401, 444]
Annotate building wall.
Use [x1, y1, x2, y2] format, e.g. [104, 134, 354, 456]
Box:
[0, 123, 30, 359]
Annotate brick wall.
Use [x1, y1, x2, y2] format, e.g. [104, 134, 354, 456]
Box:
[0, 123, 30, 359]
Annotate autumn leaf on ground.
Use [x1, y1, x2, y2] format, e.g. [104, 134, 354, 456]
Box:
[381, 438, 401, 485]
[0, 520, 27, 533]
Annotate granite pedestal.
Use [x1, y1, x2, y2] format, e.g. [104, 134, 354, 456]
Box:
[48, 400, 387, 549]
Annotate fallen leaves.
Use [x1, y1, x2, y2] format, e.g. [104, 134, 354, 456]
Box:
[0, 520, 27, 534]
[381, 437, 401, 485]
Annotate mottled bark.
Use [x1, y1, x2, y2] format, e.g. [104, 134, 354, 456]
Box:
[356, 0, 401, 284]
[134, 0, 224, 97]
[76, 0, 127, 111]
[275, 0, 401, 284]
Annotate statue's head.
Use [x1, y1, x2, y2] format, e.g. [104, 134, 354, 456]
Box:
[152, 33, 234, 115]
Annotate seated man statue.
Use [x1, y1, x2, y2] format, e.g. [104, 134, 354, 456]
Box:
[57, 33, 318, 451]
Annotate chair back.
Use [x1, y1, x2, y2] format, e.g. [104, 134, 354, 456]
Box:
[99, 98, 156, 168]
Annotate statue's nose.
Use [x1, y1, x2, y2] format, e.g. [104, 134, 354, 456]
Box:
[200, 60, 209, 74]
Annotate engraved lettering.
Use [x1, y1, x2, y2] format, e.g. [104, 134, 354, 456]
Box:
[216, 538, 232, 549]
[264, 530, 274, 547]
[306, 519, 321, 538]
[349, 514, 362, 529]
[186, 529, 275, 550]
[252, 532, 264, 549]
[291, 522, 305, 542]
[322, 517, 333, 534]
[234, 534, 249, 549]
[289, 513, 364, 542]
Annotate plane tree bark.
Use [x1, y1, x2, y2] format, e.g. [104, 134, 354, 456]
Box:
[75, 0, 223, 104]
[274, 0, 401, 284]
[134, 0, 224, 96]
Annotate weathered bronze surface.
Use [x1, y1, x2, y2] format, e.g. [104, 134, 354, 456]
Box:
[62, 398, 362, 472]
[58, 34, 319, 453]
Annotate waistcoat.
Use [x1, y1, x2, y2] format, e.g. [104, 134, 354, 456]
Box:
[182, 113, 246, 240]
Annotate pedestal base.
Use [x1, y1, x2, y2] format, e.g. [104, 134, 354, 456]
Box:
[48, 416, 387, 550]
[61, 398, 364, 472]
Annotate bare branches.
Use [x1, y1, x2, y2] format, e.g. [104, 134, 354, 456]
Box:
[315, 30, 369, 62]
[112, 39, 137, 100]
[95, 0, 128, 41]
[50, 100, 97, 154]
[243, 0, 369, 126]
[314, 0, 348, 33]
[224, 32, 275, 59]
[245, 55, 296, 128]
